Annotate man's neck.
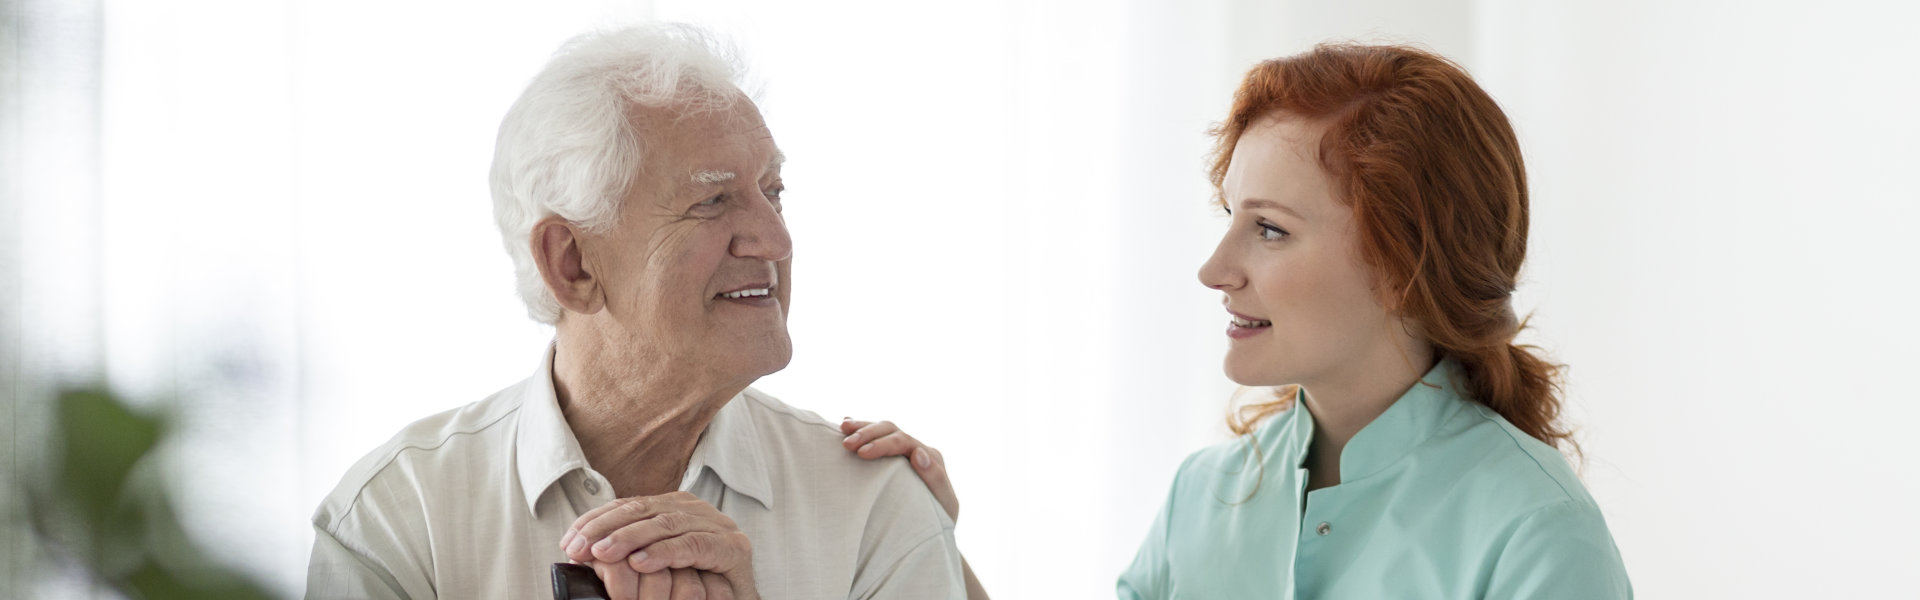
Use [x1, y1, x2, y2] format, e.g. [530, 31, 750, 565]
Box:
[551, 330, 744, 498]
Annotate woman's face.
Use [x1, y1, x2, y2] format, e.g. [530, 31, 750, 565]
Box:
[1198, 115, 1407, 388]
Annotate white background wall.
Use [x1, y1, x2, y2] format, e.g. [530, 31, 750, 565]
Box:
[5, 0, 1918, 597]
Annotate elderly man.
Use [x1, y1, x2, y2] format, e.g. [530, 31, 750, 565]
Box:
[305, 24, 964, 599]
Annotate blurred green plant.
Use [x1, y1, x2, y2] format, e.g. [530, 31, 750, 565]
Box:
[23, 388, 278, 599]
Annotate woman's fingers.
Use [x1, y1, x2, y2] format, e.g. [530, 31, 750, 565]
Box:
[915, 446, 959, 521]
[839, 418, 961, 522]
[840, 420, 901, 453]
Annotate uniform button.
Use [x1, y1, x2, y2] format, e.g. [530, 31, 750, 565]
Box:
[583, 477, 602, 495]
[1316, 522, 1332, 536]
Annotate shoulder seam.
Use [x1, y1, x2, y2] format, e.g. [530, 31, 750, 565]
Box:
[321, 402, 525, 532]
[1464, 403, 1581, 504]
[739, 388, 844, 436]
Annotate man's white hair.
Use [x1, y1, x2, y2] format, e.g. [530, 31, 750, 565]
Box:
[490, 23, 747, 324]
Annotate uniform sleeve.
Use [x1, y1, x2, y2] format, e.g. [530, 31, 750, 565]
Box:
[1484, 500, 1633, 600]
[1116, 453, 1194, 600]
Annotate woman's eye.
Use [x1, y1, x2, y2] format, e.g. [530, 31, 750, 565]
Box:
[1258, 222, 1290, 241]
[765, 186, 785, 201]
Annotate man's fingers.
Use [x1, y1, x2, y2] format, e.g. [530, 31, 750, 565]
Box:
[700, 571, 735, 600]
[838, 418, 871, 435]
[630, 531, 750, 573]
[565, 492, 710, 561]
[637, 569, 674, 600]
[563, 499, 629, 552]
[594, 560, 642, 600]
[590, 511, 730, 563]
[669, 569, 706, 600]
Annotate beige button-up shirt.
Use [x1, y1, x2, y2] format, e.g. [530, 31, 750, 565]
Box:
[306, 348, 964, 599]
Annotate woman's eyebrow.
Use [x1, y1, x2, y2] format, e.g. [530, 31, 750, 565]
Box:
[1241, 198, 1307, 221]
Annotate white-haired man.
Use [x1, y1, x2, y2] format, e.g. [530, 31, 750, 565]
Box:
[306, 24, 964, 599]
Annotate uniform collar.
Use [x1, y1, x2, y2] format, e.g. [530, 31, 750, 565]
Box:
[1272, 358, 1470, 482]
[515, 343, 777, 516]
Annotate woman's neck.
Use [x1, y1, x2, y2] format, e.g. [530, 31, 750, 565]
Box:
[1300, 341, 1436, 491]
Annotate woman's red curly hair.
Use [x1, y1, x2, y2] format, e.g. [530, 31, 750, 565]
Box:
[1218, 43, 1573, 451]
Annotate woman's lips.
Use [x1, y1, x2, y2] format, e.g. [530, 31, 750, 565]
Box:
[1225, 309, 1271, 339]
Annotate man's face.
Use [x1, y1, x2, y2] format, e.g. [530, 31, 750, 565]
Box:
[576, 97, 793, 385]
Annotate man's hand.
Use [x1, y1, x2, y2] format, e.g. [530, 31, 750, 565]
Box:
[586, 561, 734, 600]
[560, 492, 758, 600]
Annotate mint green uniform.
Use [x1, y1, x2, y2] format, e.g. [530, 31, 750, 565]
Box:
[1119, 361, 1631, 599]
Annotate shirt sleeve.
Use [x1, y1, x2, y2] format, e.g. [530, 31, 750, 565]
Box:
[304, 521, 417, 600]
[304, 476, 440, 600]
[852, 526, 966, 600]
[1116, 453, 1194, 600]
[1484, 499, 1633, 600]
[848, 460, 966, 600]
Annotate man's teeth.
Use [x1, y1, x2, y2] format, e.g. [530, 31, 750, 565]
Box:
[721, 288, 771, 299]
[1231, 315, 1272, 328]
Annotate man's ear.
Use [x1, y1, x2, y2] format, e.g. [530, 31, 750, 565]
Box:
[531, 216, 605, 316]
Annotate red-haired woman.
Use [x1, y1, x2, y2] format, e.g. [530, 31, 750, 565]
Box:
[844, 43, 1631, 599]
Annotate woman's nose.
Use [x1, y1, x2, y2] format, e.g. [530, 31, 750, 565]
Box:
[1197, 239, 1241, 291]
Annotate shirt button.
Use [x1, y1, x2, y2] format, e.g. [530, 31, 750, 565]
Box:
[1316, 522, 1332, 536]
[583, 477, 602, 495]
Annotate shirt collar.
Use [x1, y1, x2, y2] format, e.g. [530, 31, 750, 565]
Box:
[1272, 357, 1471, 481]
[679, 391, 776, 510]
[514, 343, 778, 515]
[516, 344, 593, 516]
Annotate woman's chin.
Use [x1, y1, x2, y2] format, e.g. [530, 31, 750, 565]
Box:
[1221, 355, 1288, 388]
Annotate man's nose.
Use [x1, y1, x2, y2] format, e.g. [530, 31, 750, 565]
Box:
[731, 193, 792, 262]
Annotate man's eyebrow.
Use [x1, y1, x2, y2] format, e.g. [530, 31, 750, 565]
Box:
[688, 150, 784, 187]
[1242, 198, 1307, 220]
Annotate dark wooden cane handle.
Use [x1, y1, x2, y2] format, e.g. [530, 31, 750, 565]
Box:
[551, 562, 610, 600]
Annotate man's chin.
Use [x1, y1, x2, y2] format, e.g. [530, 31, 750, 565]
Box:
[743, 334, 794, 378]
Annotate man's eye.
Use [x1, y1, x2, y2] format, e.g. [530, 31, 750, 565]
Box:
[1258, 222, 1290, 241]
[765, 186, 785, 201]
[696, 195, 723, 208]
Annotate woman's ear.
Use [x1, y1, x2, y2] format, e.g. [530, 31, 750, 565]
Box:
[531, 216, 605, 317]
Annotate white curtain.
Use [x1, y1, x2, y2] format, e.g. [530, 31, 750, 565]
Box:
[5, 0, 1916, 597]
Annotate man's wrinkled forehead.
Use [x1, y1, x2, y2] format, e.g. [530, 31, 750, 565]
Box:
[628, 98, 778, 176]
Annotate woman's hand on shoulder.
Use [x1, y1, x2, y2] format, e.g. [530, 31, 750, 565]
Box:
[839, 419, 957, 523]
